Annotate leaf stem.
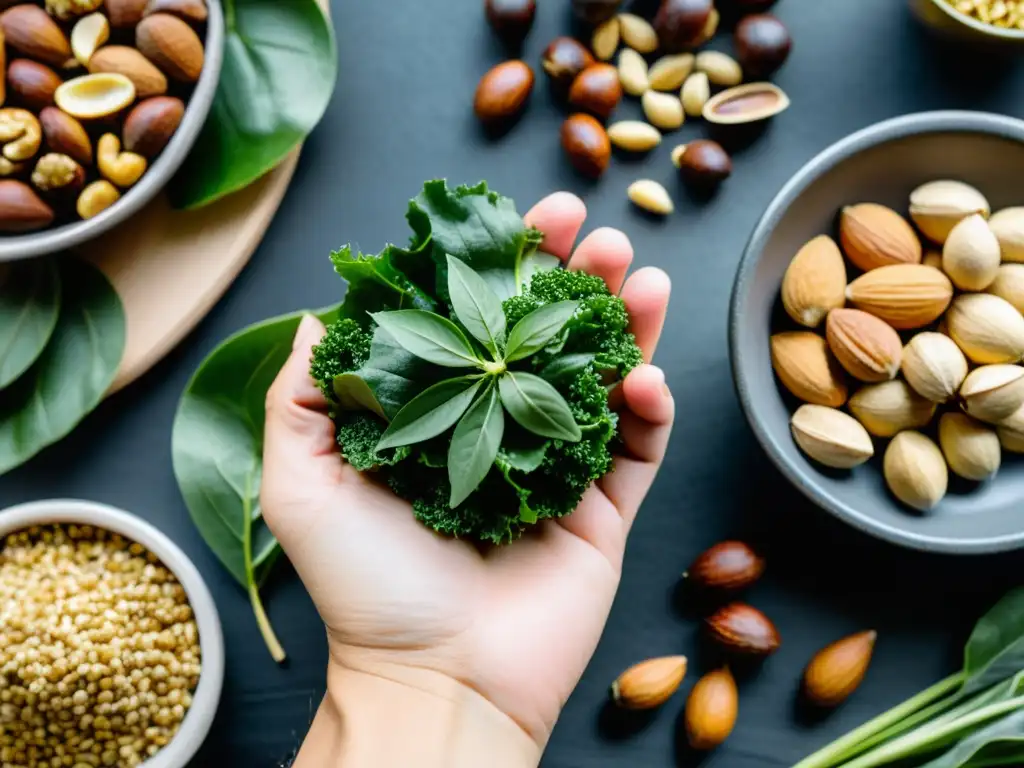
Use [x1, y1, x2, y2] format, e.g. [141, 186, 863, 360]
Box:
[249, 582, 286, 664]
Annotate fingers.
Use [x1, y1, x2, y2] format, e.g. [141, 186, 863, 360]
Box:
[567, 227, 634, 295]
[620, 267, 671, 363]
[524, 192, 587, 261]
[598, 365, 675, 530]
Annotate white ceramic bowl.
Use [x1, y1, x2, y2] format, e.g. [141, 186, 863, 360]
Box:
[0, 499, 224, 768]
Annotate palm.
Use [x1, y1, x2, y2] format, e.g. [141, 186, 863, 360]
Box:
[262, 193, 673, 748]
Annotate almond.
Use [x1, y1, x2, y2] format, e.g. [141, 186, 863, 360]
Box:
[989, 207, 1024, 263]
[39, 106, 92, 166]
[942, 213, 1000, 292]
[960, 364, 1024, 423]
[684, 541, 765, 594]
[611, 656, 687, 710]
[803, 631, 877, 708]
[781, 235, 847, 328]
[939, 412, 1001, 482]
[845, 264, 953, 330]
[947, 293, 1024, 365]
[89, 45, 168, 98]
[840, 203, 922, 272]
[791, 404, 874, 469]
[122, 95, 182, 157]
[825, 308, 902, 383]
[685, 668, 738, 751]
[144, 0, 207, 23]
[136, 12, 204, 83]
[902, 332, 968, 403]
[706, 602, 781, 657]
[105, 0, 148, 27]
[848, 380, 936, 438]
[987, 264, 1024, 314]
[7, 59, 62, 110]
[997, 404, 1024, 453]
[770, 331, 848, 407]
[909, 180, 989, 244]
[1, 5, 72, 68]
[0, 179, 55, 231]
[884, 431, 947, 511]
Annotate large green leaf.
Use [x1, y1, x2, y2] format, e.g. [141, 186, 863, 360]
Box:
[498, 372, 581, 442]
[0, 259, 60, 389]
[448, 383, 504, 508]
[505, 301, 578, 362]
[919, 709, 1024, 768]
[964, 588, 1024, 694]
[332, 245, 437, 326]
[372, 310, 482, 368]
[168, 0, 338, 209]
[446, 256, 505, 354]
[0, 258, 124, 476]
[377, 376, 483, 450]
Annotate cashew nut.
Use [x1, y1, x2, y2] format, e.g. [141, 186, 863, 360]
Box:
[0, 157, 25, 177]
[0, 109, 42, 163]
[76, 179, 120, 220]
[97, 133, 146, 188]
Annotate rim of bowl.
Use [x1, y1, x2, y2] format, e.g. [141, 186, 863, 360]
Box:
[729, 110, 1024, 555]
[925, 0, 1024, 39]
[0, 499, 225, 767]
[0, 0, 226, 262]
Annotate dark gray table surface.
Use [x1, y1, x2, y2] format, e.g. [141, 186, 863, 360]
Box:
[4, 1, 1024, 766]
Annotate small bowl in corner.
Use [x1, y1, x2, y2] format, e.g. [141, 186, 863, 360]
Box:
[0, 499, 225, 767]
[909, 0, 1024, 47]
[730, 111, 1024, 555]
[0, 0, 225, 263]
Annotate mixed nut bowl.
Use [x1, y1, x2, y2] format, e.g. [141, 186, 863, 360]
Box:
[731, 111, 1024, 554]
[0, 0, 223, 261]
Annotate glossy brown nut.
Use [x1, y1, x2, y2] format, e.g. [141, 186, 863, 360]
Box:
[7, 59, 62, 110]
[679, 139, 732, 188]
[735, 14, 792, 78]
[654, 0, 713, 52]
[123, 95, 184, 157]
[474, 60, 535, 124]
[685, 541, 765, 593]
[541, 36, 595, 89]
[571, 0, 622, 25]
[486, 0, 536, 43]
[0, 179, 55, 231]
[706, 602, 781, 657]
[685, 668, 738, 751]
[568, 63, 621, 120]
[39, 107, 92, 166]
[561, 113, 610, 177]
[144, 0, 209, 23]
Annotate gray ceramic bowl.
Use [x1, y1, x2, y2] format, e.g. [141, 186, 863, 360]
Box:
[909, 0, 1024, 46]
[0, 1, 224, 262]
[730, 111, 1024, 554]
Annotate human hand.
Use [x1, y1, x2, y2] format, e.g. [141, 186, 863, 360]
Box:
[262, 192, 673, 764]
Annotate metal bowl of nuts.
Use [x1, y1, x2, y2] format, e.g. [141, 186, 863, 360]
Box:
[730, 111, 1024, 554]
[0, 498, 225, 767]
[909, 0, 1024, 44]
[0, 0, 224, 261]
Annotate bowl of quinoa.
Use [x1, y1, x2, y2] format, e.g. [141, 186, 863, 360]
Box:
[0, 499, 224, 768]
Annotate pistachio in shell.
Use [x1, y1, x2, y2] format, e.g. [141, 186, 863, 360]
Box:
[703, 82, 790, 125]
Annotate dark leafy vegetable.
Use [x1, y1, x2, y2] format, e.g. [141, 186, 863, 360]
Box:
[0, 259, 60, 389]
[449, 383, 505, 507]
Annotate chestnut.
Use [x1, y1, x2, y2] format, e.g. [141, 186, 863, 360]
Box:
[568, 63, 622, 120]
[654, 0, 714, 52]
[735, 14, 791, 78]
[678, 139, 732, 188]
[542, 37, 596, 90]
[485, 0, 536, 44]
[571, 0, 623, 25]
[474, 60, 535, 125]
[561, 113, 611, 177]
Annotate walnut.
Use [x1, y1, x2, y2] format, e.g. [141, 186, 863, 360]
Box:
[45, 0, 103, 21]
[31, 152, 84, 192]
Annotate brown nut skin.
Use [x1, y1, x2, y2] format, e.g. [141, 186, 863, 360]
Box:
[568, 63, 621, 120]
[735, 14, 792, 79]
[88, 45, 168, 99]
[0, 179, 55, 231]
[123, 95, 183, 157]
[40, 107, 92, 166]
[611, 656, 687, 710]
[474, 60, 534, 125]
[1, 5, 72, 68]
[7, 59, 62, 111]
[655, 0, 714, 52]
[804, 631, 877, 708]
[561, 113, 610, 178]
[679, 139, 732, 188]
[542, 37, 595, 91]
[571, 0, 622, 25]
[685, 668, 738, 751]
[136, 13, 205, 83]
[105, 0, 148, 27]
[685, 541, 765, 594]
[0, 26, 6, 108]
[706, 602, 781, 657]
[485, 0, 536, 44]
[144, 0, 207, 23]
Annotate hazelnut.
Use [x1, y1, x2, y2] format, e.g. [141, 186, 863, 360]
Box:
[679, 139, 732, 188]
[474, 60, 535, 125]
[561, 113, 611, 178]
[568, 63, 622, 120]
[654, 0, 714, 52]
[485, 0, 536, 44]
[571, 0, 622, 25]
[735, 14, 792, 78]
[541, 37, 595, 90]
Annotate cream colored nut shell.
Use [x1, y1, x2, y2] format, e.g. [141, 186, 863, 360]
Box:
[681, 72, 710, 118]
[608, 120, 661, 152]
[617, 48, 649, 97]
[702, 83, 791, 126]
[55, 73, 136, 119]
[997, 404, 1024, 453]
[909, 180, 990, 245]
[987, 264, 1024, 313]
[848, 380, 936, 438]
[627, 179, 673, 215]
[97, 133, 146, 188]
[694, 50, 742, 87]
[670, 144, 687, 169]
[781, 235, 846, 329]
[617, 13, 659, 53]
[902, 332, 968, 403]
[592, 18, 620, 61]
[648, 53, 694, 91]
[942, 214, 1000, 292]
[70, 12, 109, 66]
[641, 90, 684, 130]
[790, 404, 874, 469]
[989, 207, 1024, 263]
[883, 431, 948, 511]
[947, 293, 1024, 364]
[939, 412, 1001, 482]
[76, 179, 119, 219]
[960, 364, 1024, 423]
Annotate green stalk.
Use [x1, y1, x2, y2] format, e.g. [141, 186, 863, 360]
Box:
[847, 689, 969, 759]
[243, 480, 286, 663]
[792, 673, 965, 768]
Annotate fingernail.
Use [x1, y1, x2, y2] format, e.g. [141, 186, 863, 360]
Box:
[647, 365, 665, 387]
[662, 383, 672, 398]
[294, 314, 318, 351]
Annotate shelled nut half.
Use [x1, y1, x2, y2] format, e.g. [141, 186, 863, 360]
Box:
[627, 179, 673, 215]
[703, 82, 789, 125]
[55, 73, 136, 120]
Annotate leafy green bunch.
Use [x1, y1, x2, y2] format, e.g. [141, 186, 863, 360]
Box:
[311, 180, 643, 543]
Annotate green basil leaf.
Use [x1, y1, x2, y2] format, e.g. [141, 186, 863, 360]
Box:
[505, 301, 579, 362]
[0, 258, 125, 476]
[446, 256, 506, 353]
[448, 384, 504, 508]
[539, 353, 596, 383]
[333, 373, 388, 420]
[498, 372, 581, 442]
[372, 309, 481, 368]
[353, 325, 443, 420]
[168, 0, 338, 209]
[498, 441, 549, 473]
[964, 588, 1024, 694]
[0, 259, 60, 389]
[377, 376, 483, 450]
[332, 245, 437, 326]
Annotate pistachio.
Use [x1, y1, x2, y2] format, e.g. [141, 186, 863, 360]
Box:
[684, 541, 765, 594]
[617, 48, 649, 97]
[694, 50, 742, 87]
[947, 293, 1024, 365]
[54, 73, 136, 120]
[997, 404, 1024, 453]
[845, 264, 953, 330]
[909, 180, 990, 244]
[848, 380, 937, 438]
[939, 412, 1001, 482]
[987, 264, 1024, 314]
[883, 431, 948, 511]
[959, 364, 1024, 423]
[902, 332, 969, 403]
[840, 204, 923, 272]
[648, 53, 693, 91]
[942, 214, 1000, 292]
[670, 143, 687, 169]
[826, 308, 902, 383]
[641, 90, 684, 130]
[627, 179, 673, 215]
[76, 178, 120, 219]
[681, 71, 709, 117]
[803, 631, 877, 708]
[771, 331, 848, 407]
[611, 656, 687, 709]
[989, 207, 1024, 263]
[791, 404, 874, 469]
[702, 82, 790, 125]
[617, 13, 659, 53]
[781, 235, 847, 328]
[591, 17, 620, 61]
[607, 120, 661, 152]
[685, 668, 738, 751]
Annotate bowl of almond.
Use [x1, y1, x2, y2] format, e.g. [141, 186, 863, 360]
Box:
[731, 111, 1024, 554]
[0, 0, 223, 261]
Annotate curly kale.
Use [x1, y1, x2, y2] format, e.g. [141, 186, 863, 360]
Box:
[309, 318, 371, 401]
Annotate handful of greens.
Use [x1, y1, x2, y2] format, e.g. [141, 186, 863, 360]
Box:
[310, 180, 643, 542]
